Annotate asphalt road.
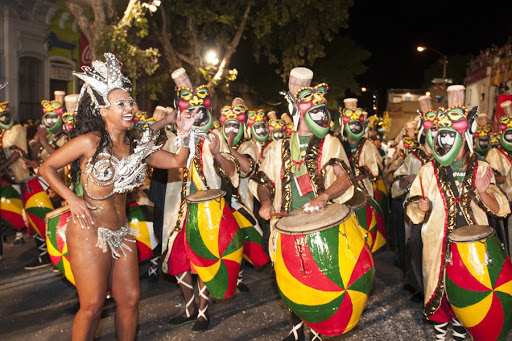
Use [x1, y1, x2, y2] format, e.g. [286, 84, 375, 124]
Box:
[1, 229, 509, 341]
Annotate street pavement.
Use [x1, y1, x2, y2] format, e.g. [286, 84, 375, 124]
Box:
[1, 229, 508, 341]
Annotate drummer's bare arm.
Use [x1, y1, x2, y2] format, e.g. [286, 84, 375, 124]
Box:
[475, 166, 500, 213]
[0, 152, 20, 173]
[257, 184, 275, 220]
[305, 164, 352, 211]
[39, 134, 97, 229]
[227, 135, 252, 174]
[209, 134, 236, 177]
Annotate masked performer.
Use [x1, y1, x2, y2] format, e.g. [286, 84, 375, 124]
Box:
[251, 67, 355, 341]
[220, 99, 270, 292]
[39, 53, 197, 340]
[486, 100, 512, 255]
[405, 85, 510, 341]
[247, 109, 270, 162]
[474, 113, 492, 158]
[0, 82, 31, 247]
[268, 111, 286, 142]
[161, 68, 238, 333]
[391, 97, 434, 269]
[339, 98, 388, 251]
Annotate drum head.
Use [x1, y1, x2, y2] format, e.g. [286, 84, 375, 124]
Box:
[449, 225, 494, 243]
[344, 190, 367, 209]
[275, 204, 351, 235]
[45, 205, 71, 223]
[186, 189, 225, 203]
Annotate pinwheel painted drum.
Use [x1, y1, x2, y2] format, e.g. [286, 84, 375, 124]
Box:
[0, 178, 25, 230]
[22, 176, 54, 238]
[274, 204, 375, 336]
[184, 189, 243, 299]
[346, 190, 374, 248]
[372, 177, 389, 223]
[445, 225, 512, 341]
[127, 192, 157, 262]
[231, 201, 270, 268]
[45, 206, 75, 285]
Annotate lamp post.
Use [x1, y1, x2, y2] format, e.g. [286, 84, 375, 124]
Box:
[417, 46, 448, 85]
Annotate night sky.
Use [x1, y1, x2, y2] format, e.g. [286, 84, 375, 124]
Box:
[345, 0, 512, 90]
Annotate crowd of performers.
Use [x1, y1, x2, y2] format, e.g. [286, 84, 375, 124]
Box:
[0, 53, 511, 341]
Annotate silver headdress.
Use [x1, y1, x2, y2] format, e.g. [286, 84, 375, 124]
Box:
[73, 53, 131, 109]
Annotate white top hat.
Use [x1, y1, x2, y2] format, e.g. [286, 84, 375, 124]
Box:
[343, 98, 358, 110]
[447, 85, 465, 107]
[406, 120, 417, 129]
[64, 94, 79, 113]
[54, 90, 66, 103]
[418, 95, 433, 113]
[171, 68, 193, 88]
[231, 97, 245, 107]
[500, 100, 512, 115]
[289, 67, 313, 95]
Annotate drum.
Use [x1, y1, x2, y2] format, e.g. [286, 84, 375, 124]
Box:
[231, 200, 270, 268]
[127, 190, 157, 262]
[0, 178, 25, 230]
[45, 206, 75, 285]
[350, 191, 382, 252]
[22, 176, 54, 238]
[184, 189, 243, 299]
[274, 204, 375, 336]
[445, 225, 512, 341]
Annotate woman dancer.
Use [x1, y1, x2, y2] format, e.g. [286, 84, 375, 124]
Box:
[39, 53, 197, 340]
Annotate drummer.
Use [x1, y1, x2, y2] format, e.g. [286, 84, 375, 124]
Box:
[161, 68, 238, 333]
[0, 82, 31, 246]
[405, 85, 510, 341]
[251, 67, 354, 341]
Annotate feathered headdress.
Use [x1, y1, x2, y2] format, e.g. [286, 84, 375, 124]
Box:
[73, 53, 131, 109]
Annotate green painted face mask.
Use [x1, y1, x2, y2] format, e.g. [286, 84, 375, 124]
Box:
[251, 121, 269, 143]
[433, 127, 463, 166]
[0, 111, 14, 130]
[43, 113, 63, 134]
[222, 119, 244, 146]
[344, 119, 365, 142]
[193, 108, 213, 132]
[304, 104, 330, 139]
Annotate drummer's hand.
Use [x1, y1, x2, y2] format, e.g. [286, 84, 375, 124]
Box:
[259, 202, 275, 220]
[227, 131, 235, 149]
[418, 198, 430, 213]
[68, 196, 97, 229]
[475, 165, 492, 194]
[23, 159, 40, 169]
[209, 133, 221, 156]
[303, 193, 328, 214]
[37, 125, 47, 142]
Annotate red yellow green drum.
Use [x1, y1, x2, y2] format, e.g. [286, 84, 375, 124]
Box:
[372, 177, 389, 223]
[22, 176, 54, 237]
[347, 190, 385, 252]
[445, 225, 512, 341]
[231, 201, 270, 268]
[127, 191, 157, 262]
[274, 204, 375, 336]
[0, 178, 25, 230]
[184, 189, 243, 299]
[45, 206, 75, 285]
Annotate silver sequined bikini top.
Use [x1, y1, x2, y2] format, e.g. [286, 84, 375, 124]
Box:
[84, 127, 161, 200]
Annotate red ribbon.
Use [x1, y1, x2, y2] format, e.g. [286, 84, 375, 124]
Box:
[292, 159, 305, 171]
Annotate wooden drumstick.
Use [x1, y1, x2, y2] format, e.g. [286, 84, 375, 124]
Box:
[270, 212, 288, 217]
[419, 175, 428, 216]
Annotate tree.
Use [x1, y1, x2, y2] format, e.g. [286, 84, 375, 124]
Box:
[64, 0, 159, 85]
[152, 0, 355, 91]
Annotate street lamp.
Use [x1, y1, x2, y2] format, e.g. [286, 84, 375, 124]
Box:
[205, 50, 219, 66]
[416, 45, 448, 84]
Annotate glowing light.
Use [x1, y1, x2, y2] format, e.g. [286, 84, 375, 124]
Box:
[426, 92, 431, 96]
[417, 46, 426, 52]
[361, 87, 367, 92]
[205, 50, 219, 66]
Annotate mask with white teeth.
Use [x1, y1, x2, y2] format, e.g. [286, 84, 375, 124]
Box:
[340, 108, 365, 142]
[0, 105, 13, 130]
[499, 114, 512, 151]
[474, 124, 492, 156]
[295, 83, 331, 138]
[176, 85, 213, 132]
[41, 100, 64, 134]
[222, 119, 243, 146]
[432, 106, 477, 166]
